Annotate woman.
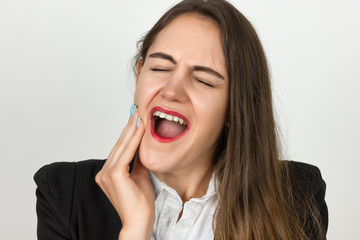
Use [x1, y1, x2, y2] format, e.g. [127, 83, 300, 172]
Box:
[34, 0, 328, 239]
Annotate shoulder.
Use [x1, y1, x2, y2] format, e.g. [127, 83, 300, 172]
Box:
[34, 159, 106, 198]
[286, 160, 326, 197]
[33, 159, 106, 222]
[34, 159, 105, 180]
[287, 161, 324, 181]
[34, 159, 121, 239]
[285, 160, 329, 234]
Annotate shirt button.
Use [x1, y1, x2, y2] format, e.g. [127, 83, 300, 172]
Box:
[167, 218, 171, 226]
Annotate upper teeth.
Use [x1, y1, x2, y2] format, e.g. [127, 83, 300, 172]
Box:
[153, 111, 186, 125]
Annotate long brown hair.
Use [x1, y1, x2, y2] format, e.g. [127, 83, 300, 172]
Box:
[134, 0, 325, 239]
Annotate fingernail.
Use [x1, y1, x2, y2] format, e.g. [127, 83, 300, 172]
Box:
[130, 104, 135, 117]
[136, 117, 141, 128]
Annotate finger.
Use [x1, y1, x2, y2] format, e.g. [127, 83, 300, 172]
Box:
[111, 117, 145, 172]
[118, 107, 141, 148]
[104, 108, 142, 170]
[114, 105, 139, 147]
[108, 105, 139, 159]
[101, 112, 135, 172]
[106, 109, 142, 169]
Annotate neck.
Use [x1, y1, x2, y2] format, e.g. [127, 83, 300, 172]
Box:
[154, 162, 214, 203]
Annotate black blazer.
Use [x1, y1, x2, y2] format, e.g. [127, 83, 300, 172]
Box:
[34, 159, 328, 239]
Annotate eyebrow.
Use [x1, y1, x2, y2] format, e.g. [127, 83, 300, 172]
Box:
[193, 65, 224, 80]
[149, 52, 176, 64]
[148, 52, 225, 80]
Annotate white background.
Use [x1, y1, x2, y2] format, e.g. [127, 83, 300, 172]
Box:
[0, 0, 359, 239]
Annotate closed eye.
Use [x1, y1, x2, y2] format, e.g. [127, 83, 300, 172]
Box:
[196, 78, 214, 88]
[151, 68, 170, 72]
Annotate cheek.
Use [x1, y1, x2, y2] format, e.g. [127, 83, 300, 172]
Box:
[193, 90, 227, 120]
[134, 76, 162, 121]
[135, 78, 160, 103]
[192, 91, 228, 137]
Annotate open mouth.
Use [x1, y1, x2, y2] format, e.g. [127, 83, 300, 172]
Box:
[150, 107, 189, 143]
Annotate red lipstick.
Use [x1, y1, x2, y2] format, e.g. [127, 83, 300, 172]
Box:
[150, 106, 190, 143]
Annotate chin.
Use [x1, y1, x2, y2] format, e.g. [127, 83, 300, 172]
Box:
[138, 121, 179, 172]
[138, 141, 170, 172]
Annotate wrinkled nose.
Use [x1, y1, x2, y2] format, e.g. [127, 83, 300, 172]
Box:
[160, 74, 188, 103]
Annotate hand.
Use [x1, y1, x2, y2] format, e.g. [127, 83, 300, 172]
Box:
[95, 105, 155, 240]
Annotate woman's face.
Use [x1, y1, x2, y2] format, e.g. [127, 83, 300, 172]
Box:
[134, 13, 228, 176]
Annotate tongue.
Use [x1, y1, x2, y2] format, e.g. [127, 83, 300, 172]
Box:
[156, 118, 186, 138]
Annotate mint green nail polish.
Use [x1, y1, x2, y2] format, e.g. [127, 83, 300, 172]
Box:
[130, 104, 135, 117]
[136, 117, 141, 128]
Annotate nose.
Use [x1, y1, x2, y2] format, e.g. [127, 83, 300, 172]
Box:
[160, 73, 188, 103]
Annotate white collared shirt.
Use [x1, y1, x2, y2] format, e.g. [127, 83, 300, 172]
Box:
[149, 171, 218, 240]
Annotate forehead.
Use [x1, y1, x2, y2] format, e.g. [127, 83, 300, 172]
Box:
[147, 13, 227, 76]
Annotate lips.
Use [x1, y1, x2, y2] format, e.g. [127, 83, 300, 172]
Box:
[150, 106, 190, 143]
